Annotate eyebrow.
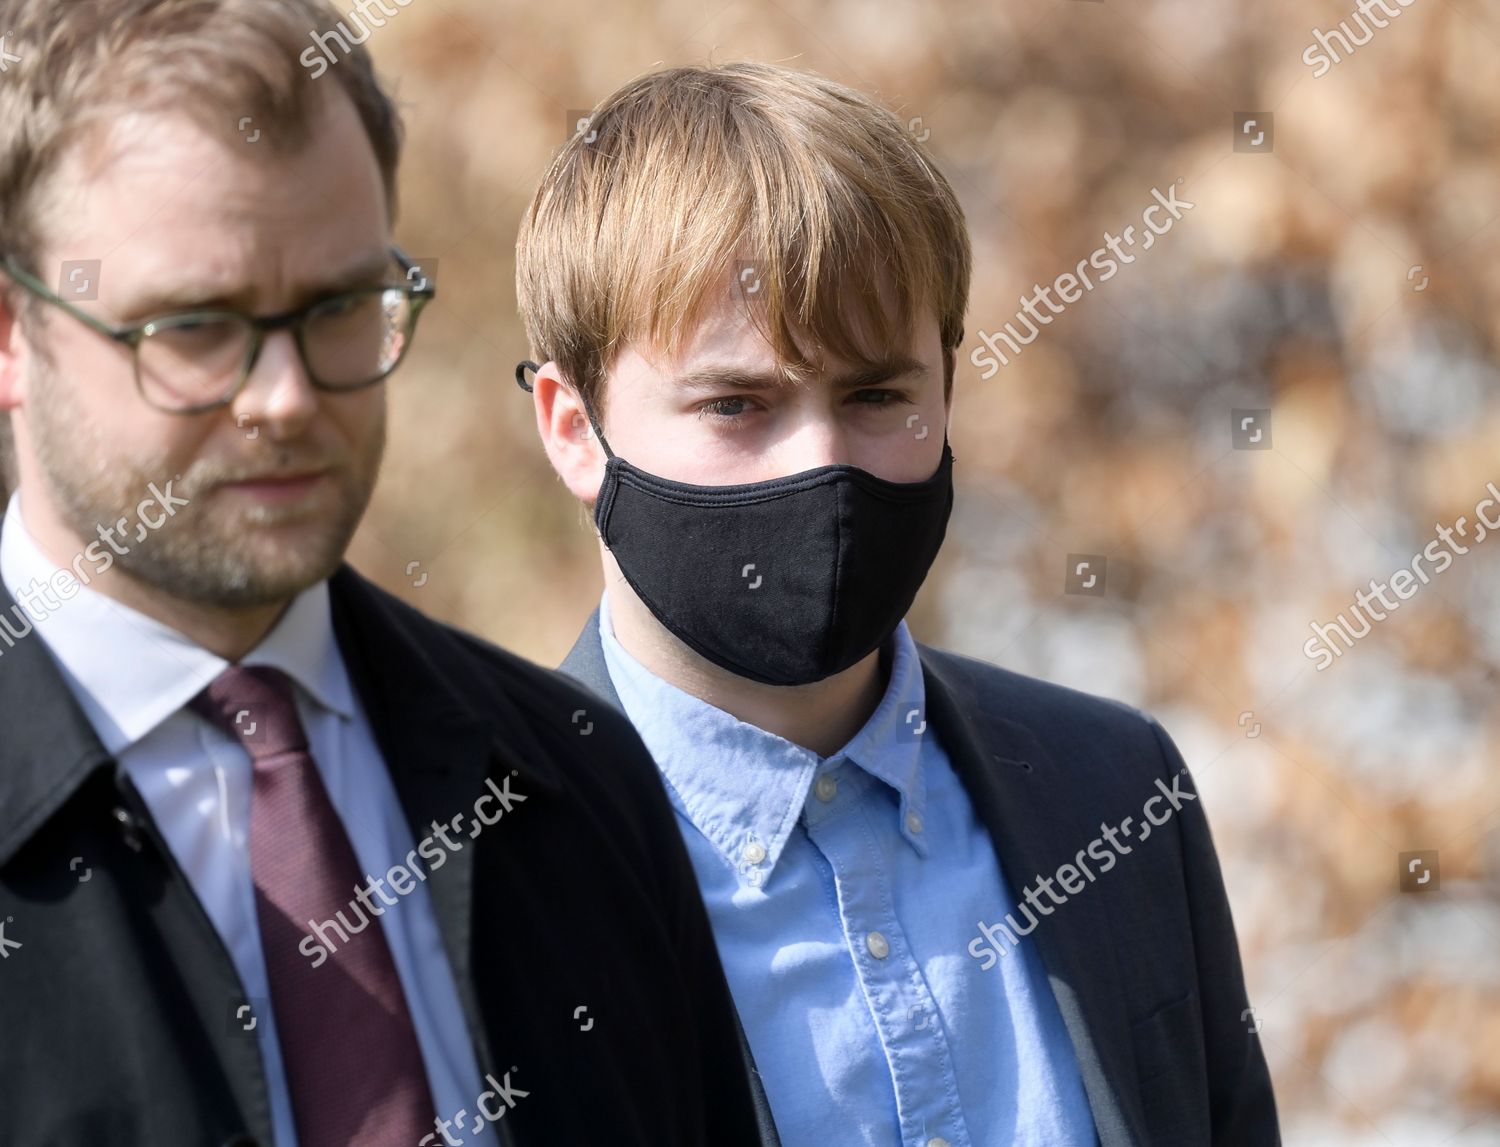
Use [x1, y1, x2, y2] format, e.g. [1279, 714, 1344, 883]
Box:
[115, 248, 395, 321]
[672, 353, 928, 393]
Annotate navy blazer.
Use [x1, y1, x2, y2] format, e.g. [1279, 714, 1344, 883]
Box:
[560, 607, 1281, 1147]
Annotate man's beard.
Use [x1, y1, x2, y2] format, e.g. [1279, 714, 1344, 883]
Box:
[26, 356, 384, 609]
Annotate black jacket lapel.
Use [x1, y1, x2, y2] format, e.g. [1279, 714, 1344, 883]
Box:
[0, 579, 115, 869]
[557, 606, 782, 1147]
[917, 645, 1145, 1147]
[328, 565, 567, 1120]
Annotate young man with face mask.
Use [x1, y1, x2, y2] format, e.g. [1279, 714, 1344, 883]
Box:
[519, 62, 1280, 1147]
[0, 4, 762, 1145]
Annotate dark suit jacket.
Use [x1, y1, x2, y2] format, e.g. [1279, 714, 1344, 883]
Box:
[0, 562, 761, 1146]
[560, 607, 1282, 1147]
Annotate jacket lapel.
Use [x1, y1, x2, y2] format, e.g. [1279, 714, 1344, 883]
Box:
[917, 645, 1145, 1147]
[558, 606, 783, 1147]
[557, 606, 617, 707]
[327, 565, 564, 1142]
[0, 575, 115, 869]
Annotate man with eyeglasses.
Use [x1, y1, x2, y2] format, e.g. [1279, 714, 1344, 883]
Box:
[0, 3, 761, 1146]
[0, 246, 433, 418]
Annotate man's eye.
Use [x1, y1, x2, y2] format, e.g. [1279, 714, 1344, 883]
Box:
[853, 389, 909, 406]
[315, 292, 366, 317]
[144, 314, 242, 349]
[156, 314, 224, 333]
[696, 397, 753, 421]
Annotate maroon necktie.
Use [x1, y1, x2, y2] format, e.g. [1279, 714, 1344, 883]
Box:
[191, 664, 436, 1145]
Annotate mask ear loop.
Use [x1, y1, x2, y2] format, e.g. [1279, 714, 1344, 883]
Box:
[515, 359, 616, 460]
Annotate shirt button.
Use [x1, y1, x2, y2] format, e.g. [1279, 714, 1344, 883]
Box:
[906, 810, 924, 834]
[815, 775, 838, 802]
[742, 841, 767, 865]
[866, 931, 890, 959]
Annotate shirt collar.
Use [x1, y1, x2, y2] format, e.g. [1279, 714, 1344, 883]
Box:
[0, 488, 354, 757]
[597, 587, 930, 890]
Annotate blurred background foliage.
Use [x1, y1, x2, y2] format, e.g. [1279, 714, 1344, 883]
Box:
[340, 1, 1500, 1141]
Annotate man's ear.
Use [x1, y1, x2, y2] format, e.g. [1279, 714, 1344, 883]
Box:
[0, 286, 27, 416]
[0, 290, 28, 503]
[532, 361, 607, 509]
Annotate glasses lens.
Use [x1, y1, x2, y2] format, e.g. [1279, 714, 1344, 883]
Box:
[302, 288, 415, 388]
[137, 314, 253, 411]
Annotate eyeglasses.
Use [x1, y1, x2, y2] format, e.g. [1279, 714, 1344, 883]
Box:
[0, 245, 435, 414]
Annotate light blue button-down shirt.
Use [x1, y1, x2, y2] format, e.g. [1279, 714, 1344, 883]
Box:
[0, 489, 495, 1147]
[597, 588, 1098, 1147]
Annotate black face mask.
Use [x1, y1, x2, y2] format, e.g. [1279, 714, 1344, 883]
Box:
[516, 361, 955, 687]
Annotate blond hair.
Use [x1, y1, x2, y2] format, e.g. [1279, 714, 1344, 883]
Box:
[515, 62, 971, 414]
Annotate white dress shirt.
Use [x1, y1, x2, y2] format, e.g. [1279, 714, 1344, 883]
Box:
[0, 488, 496, 1147]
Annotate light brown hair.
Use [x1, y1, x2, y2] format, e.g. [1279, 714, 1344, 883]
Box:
[0, 0, 404, 492]
[515, 62, 972, 416]
[0, 0, 403, 272]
